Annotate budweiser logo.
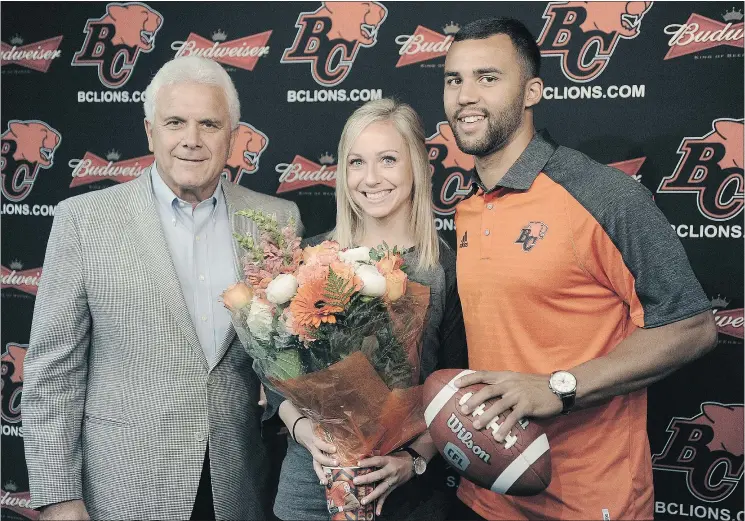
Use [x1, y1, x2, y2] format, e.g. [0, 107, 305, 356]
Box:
[1, 265, 40, 295]
[171, 31, 271, 71]
[664, 14, 744, 59]
[0, 35, 63, 72]
[713, 308, 744, 339]
[69, 152, 154, 188]
[395, 26, 454, 67]
[0, 490, 37, 520]
[275, 155, 337, 194]
[608, 157, 646, 181]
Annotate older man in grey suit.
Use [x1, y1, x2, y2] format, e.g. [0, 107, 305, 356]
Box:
[22, 56, 301, 520]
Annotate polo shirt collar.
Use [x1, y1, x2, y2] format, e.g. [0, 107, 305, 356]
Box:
[471, 129, 559, 193]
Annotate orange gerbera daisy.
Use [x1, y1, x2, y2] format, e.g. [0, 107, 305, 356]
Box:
[289, 278, 345, 329]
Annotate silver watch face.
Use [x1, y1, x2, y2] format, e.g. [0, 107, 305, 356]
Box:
[413, 457, 427, 475]
[550, 371, 577, 394]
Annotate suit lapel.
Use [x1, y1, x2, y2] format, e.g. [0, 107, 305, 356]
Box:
[125, 168, 208, 371]
[213, 179, 259, 366]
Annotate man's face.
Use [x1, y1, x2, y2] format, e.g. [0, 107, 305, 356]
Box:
[145, 82, 235, 202]
[443, 34, 527, 157]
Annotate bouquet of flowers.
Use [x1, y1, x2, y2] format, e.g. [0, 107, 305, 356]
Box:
[222, 210, 431, 468]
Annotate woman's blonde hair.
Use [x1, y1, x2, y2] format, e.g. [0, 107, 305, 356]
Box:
[333, 98, 439, 271]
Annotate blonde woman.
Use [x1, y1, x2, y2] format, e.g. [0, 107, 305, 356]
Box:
[268, 99, 468, 521]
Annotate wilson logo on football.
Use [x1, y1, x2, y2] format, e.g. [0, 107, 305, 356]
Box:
[171, 29, 271, 71]
[223, 123, 269, 184]
[538, 1, 653, 82]
[1, 34, 63, 72]
[71, 2, 163, 88]
[653, 402, 744, 502]
[395, 22, 459, 67]
[657, 118, 743, 221]
[1, 343, 27, 424]
[426, 121, 475, 217]
[664, 9, 744, 60]
[282, 1, 388, 86]
[1, 120, 61, 202]
[275, 152, 337, 194]
[69, 149, 153, 188]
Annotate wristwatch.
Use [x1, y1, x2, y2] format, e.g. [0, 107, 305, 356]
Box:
[549, 370, 577, 415]
[398, 447, 427, 477]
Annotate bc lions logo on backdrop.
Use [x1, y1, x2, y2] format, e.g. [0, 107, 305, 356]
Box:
[1, 343, 28, 424]
[426, 122, 475, 216]
[653, 403, 744, 502]
[71, 2, 163, 88]
[223, 123, 269, 185]
[282, 2, 388, 86]
[538, 1, 652, 82]
[658, 118, 743, 221]
[1, 120, 62, 202]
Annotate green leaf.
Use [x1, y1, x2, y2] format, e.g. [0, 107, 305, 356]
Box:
[267, 349, 303, 380]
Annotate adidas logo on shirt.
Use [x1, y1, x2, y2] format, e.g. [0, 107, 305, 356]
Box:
[459, 231, 469, 248]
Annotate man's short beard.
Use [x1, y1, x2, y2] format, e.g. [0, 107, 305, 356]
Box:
[449, 92, 525, 157]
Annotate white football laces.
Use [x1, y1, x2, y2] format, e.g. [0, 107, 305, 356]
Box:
[459, 392, 520, 449]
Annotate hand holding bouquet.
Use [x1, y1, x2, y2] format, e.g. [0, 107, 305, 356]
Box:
[222, 210, 431, 473]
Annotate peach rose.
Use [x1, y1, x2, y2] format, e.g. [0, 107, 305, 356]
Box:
[384, 269, 408, 302]
[221, 282, 254, 311]
[376, 252, 404, 275]
[302, 240, 340, 266]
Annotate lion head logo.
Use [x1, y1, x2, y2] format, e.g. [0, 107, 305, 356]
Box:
[282, 1, 388, 86]
[538, 1, 652, 82]
[515, 221, 549, 252]
[71, 2, 163, 88]
[1, 120, 62, 202]
[1, 343, 28, 424]
[223, 123, 269, 185]
[658, 118, 743, 221]
[426, 122, 475, 217]
[653, 402, 744, 502]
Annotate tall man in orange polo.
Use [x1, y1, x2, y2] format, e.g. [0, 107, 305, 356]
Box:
[443, 17, 718, 520]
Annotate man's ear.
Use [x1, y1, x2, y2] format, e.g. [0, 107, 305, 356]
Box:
[524, 77, 543, 109]
[144, 119, 154, 153]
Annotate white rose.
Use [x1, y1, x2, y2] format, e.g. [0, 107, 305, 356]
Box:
[265, 274, 298, 305]
[339, 246, 371, 265]
[247, 298, 274, 342]
[355, 264, 387, 297]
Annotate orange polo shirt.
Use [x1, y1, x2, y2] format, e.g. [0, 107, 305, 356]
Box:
[454, 131, 711, 520]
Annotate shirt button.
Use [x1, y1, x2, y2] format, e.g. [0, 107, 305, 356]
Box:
[484, 229, 490, 236]
[487, 203, 494, 210]
[195, 236, 200, 241]
[207, 375, 216, 385]
[199, 274, 205, 281]
[196, 432, 205, 442]
[201, 315, 207, 322]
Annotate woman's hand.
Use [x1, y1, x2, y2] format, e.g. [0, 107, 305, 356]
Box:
[292, 417, 339, 483]
[354, 452, 414, 515]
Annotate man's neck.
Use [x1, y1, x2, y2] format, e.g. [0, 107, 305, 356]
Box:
[474, 123, 536, 191]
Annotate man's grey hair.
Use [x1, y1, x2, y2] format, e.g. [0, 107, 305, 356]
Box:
[143, 56, 240, 129]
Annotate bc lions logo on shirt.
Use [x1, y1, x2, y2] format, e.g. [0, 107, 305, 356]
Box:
[515, 222, 549, 252]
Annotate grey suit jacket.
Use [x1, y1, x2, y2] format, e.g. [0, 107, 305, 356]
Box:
[22, 169, 302, 520]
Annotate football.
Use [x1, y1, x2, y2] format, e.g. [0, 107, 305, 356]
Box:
[424, 369, 552, 496]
